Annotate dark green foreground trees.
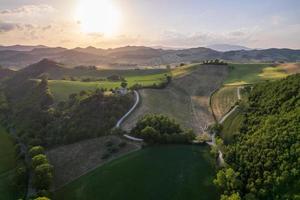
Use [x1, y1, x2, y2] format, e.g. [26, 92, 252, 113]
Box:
[215, 74, 300, 199]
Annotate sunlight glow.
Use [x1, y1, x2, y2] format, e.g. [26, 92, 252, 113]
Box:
[75, 0, 121, 36]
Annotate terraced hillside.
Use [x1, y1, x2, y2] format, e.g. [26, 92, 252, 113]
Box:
[122, 65, 228, 134]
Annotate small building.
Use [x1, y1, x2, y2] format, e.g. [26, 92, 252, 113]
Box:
[115, 87, 128, 95]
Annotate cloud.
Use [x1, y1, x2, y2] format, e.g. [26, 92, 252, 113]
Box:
[151, 28, 259, 48]
[0, 22, 19, 33]
[0, 4, 55, 16]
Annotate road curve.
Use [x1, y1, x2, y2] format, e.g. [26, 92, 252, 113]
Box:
[116, 90, 140, 128]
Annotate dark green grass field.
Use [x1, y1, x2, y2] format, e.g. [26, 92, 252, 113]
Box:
[0, 126, 23, 200]
[55, 145, 218, 200]
[0, 126, 16, 174]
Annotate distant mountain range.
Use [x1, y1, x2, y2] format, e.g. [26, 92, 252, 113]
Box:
[0, 45, 299, 69]
[206, 44, 252, 51]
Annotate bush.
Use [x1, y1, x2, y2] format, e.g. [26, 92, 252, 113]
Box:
[118, 141, 127, 148]
[105, 140, 114, 147]
[101, 152, 110, 160]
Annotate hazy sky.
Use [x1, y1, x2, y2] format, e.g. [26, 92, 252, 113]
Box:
[0, 0, 299, 49]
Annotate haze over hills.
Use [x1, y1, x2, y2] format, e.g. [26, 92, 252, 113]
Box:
[206, 44, 252, 51]
[0, 45, 299, 69]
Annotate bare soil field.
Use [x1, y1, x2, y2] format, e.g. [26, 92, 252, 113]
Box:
[46, 136, 140, 190]
[122, 65, 229, 134]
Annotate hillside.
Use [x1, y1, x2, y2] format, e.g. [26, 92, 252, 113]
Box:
[0, 45, 299, 69]
[216, 74, 300, 199]
[0, 66, 15, 81]
[122, 64, 229, 134]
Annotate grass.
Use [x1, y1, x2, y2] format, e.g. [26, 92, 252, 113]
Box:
[0, 125, 24, 200]
[211, 86, 238, 121]
[55, 145, 219, 200]
[0, 126, 16, 174]
[225, 63, 291, 86]
[221, 108, 244, 144]
[48, 72, 169, 101]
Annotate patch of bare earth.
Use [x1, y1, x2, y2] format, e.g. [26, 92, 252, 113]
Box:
[46, 135, 140, 190]
[122, 65, 229, 134]
[279, 63, 300, 74]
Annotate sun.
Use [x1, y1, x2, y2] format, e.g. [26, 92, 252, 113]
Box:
[75, 0, 121, 36]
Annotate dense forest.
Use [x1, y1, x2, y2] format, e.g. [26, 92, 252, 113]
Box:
[1, 73, 134, 147]
[214, 74, 300, 200]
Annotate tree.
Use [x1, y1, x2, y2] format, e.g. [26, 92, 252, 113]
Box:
[33, 163, 53, 190]
[29, 146, 45, 158]
[121, 81, 128, 88]
[34, 197, 51, 200]
[214, 168, 241, 194]
[221, 193, 241, 200]
[141, 126, 159, 143]
[32, 154, 48, 169]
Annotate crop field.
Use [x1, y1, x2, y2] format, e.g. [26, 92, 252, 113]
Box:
[0, 126, 22, 200]
[122, 65, 229, 134]
[55, 145, 219, 200]
[47, 135, 140, 189]
[48, 72, 169, 101]
[221, 108, 244, 144]
[224, 63, 294, 85]
[211, 86, 238, 121]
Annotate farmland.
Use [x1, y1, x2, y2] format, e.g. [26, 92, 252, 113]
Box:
[122, 64, 229, 134]
[224, 63, 292, 85]
[55, 145, 218, 200]
[48, 71, 170, 101]
[211, 86, 238, 121]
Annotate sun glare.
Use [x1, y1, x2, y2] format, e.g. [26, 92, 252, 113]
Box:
[76, 0, 121, 36]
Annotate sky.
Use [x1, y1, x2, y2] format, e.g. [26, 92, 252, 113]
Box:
[0, 0, 299, 49]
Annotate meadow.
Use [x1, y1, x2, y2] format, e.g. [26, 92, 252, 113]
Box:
[48, 71, 170, 101]
[221, 108, 244, 144]
[0, 126, 23, 200]
[55, 145, 218, 200]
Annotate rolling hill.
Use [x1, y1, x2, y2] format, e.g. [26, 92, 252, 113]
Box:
[0, 45, 299, 69]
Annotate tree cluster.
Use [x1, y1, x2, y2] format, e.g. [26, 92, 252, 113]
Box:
[202, 59, 227, 65]
[131, 114, 195, 144]
[29, 146, 53, 197]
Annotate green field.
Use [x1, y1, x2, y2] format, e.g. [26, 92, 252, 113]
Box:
[55, 145, 218, 200]
[225, 63, 288, 85]
[0, 126, 16, 174]
[48, 72, 169, 101]
[0, 126, 23, 200]
[221, 108, 244, 144]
